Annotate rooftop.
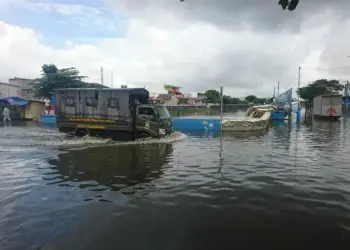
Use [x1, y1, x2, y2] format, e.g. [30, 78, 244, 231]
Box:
[0, 82, 21, 87]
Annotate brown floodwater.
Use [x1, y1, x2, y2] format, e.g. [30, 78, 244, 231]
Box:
[1, 118, 350, 250]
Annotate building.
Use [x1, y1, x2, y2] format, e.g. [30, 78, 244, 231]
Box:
[9, 77, 35, 99]
[0, 82, 21, 98]
[149, 93, 205, 106]
[155, 94, 179, 106]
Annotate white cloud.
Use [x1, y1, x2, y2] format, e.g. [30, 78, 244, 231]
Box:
[1, 1, 350, 97]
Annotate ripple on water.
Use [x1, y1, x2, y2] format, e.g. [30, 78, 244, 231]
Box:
[2, 121, 350, 249]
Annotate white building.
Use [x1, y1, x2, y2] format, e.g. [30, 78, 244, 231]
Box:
[9, 77, 35, 98]
[0, 82, 20, 98]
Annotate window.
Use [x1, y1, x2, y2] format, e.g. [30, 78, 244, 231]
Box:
[108, 98, 119, 108]
[65, 97, 76, 106]
[138, 107, 157, 122]
[86, 97, 97, 107]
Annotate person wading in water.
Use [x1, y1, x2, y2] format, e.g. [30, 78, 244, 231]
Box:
[3, 107, 11, 122]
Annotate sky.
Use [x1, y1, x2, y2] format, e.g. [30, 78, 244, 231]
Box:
[1, 0, 350, 98]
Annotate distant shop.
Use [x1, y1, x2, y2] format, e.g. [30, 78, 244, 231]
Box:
[0, 96, 45, 121]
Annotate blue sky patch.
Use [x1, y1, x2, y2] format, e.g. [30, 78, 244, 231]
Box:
[0, 0, 127, 48]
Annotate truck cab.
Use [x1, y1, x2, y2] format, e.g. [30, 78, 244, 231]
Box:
[135, 104, 173, 138]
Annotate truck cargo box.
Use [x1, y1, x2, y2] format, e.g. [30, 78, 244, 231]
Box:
[312, 94, 342, 119]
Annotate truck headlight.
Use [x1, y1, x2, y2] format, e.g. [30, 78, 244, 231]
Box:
[159, 128, 166, 135]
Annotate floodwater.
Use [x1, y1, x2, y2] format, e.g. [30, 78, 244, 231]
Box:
[1, 118, 350, 250]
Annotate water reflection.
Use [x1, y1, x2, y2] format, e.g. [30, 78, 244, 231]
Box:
[4, 120, 350, 250]
[47, 144, 173, 193]
[221, 129, 268, 139]
[178, 129, 269, 139]
[311, 119, 341, 133]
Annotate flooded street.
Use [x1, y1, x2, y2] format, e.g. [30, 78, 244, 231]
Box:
[1, 119, 350, 250]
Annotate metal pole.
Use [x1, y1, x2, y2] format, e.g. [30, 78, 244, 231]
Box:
[297, 66, 301, 123]
[346, 80, 349, 113]
[298, 67, 301, 103]
[111, 70, 114, 88]
[220, 86, 223, 131]
[277, 82, 280, 107]
[101, 67, 104, 86]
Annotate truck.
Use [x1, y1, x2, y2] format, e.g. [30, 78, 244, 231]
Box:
[54, 88, 173, 140]
[312, 94, 342, 120]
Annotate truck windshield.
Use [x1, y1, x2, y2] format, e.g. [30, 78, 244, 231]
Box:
[154, 106, 171, 118]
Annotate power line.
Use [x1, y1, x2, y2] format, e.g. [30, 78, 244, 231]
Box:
[301, 65, 350, 71]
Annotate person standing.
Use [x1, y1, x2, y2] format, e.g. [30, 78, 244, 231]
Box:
[3, 107, 11, 122]
[44, 97, 51, 114]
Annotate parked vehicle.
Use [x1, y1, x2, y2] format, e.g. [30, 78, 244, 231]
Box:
[54, 88, 173, 140]
[312, 94, 342, 120]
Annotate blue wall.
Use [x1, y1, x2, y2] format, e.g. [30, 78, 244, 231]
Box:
[172, 117, 221, 132]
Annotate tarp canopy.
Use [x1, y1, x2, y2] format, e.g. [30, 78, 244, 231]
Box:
[9, 100, 29, 105]
[0, 96, 29, 105]
[276, 88, 292, 105]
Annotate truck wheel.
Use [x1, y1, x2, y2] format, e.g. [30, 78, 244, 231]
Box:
[136, 132, 150, 139]
[75, 129, 88, 137]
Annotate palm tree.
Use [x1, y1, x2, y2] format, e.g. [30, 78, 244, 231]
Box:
[31, 64, 105, 98]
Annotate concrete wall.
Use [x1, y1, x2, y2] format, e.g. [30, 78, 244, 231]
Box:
[0, 82, 20, 98]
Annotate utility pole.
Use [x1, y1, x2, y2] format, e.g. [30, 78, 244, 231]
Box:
[101, 67, 104, 86]
[346, 80, 349, 112]
[297, 66, 301, 123]
[277, 82, 280, 106]
[220, 86, 223, 131]
[111, 70, 114, 88]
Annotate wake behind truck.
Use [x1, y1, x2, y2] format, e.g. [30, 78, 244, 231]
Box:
[54, 88, 173, 140]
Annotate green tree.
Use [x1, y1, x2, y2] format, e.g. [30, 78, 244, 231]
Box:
[298, 79, 344, 106]
[204, 89, 221, 103]
[245, 95, 258, 104]
[180, 0, 300, 11]
[265, 97, 274, 104]
[221, 95, 244, 104]
[31, 64, 106, 97]
[230, 97, 243, 104]
[278, 0, 299, 11]
[256, 98, 267, 105]
[222, 95, 232, 104]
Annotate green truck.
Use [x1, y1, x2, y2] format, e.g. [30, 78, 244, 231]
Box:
[54, 88, 173, 140]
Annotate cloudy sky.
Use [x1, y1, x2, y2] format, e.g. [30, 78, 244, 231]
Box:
[1, 0, 350, 97]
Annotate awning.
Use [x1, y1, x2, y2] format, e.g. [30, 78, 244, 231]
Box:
[9, 100, 29, 106]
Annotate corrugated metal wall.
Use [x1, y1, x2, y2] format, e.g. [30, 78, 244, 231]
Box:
[321, 95, 342, 117]
[313, 95, 342, 117]
[55, 89, 131, 120]
[313, 96, 322, 116]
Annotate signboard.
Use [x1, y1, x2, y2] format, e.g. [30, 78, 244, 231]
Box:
[164, 85, 182, 95]
[121, 85, 127, 88]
